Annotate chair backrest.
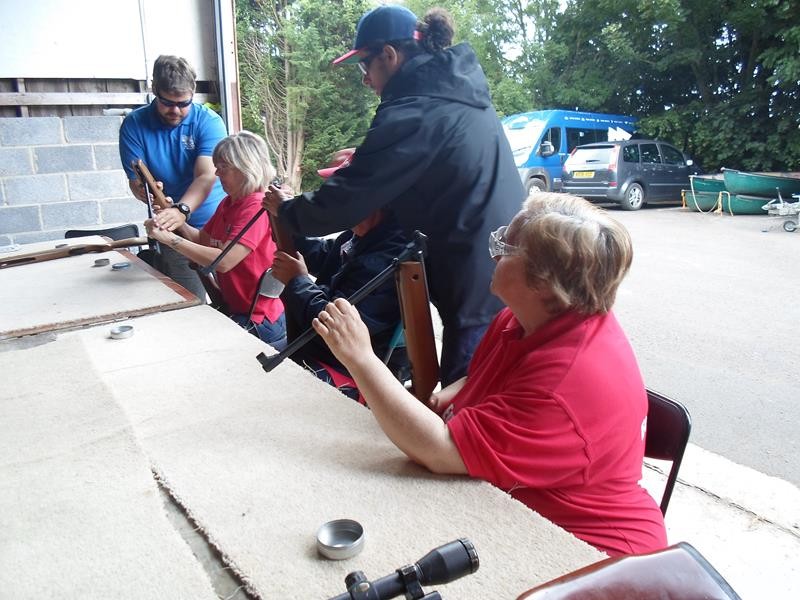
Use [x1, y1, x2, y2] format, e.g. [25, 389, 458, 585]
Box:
[645, 389, 692, 516]
[515, 542, 742, 600]
[65, 224, 140, 241]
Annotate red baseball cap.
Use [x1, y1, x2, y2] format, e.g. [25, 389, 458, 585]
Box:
[318, 149, 355, 178]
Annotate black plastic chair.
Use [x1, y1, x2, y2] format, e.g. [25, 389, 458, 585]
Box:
[645, 389, 692, 516]
[65, 224, 140, 241]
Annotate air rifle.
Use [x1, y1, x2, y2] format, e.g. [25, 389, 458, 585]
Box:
[256, 230, 440, 402]
[0, 237, 148, 270]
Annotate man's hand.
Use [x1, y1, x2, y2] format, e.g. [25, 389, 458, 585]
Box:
[270, 250, 307, 284]
[262, 183, 294, 216]
[312, 299, 372, 371]
[129, 178, 164, 204]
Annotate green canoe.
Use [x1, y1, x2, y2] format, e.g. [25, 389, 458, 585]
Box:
[722, 169, 800, 198]
[684, 190, 720, 212]
[690, 174, 726, 193]
[720, 193, 771, 215]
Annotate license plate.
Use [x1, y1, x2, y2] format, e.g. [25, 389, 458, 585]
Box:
[573, 171, 595, 178]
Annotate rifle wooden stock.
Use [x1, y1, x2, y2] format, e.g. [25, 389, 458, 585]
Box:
[395, 260, 440, 402]
[132, 159, 171, 210]
[0, 237, 149, 270]
[269, 212, 296, 254]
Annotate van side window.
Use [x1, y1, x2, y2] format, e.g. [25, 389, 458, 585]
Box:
[660, 144, 685, 165]
[640, 143, 661, 164]
[566, 128, 594, 152]
[622, 145, 640, 163]
[544, 127, 562, 153]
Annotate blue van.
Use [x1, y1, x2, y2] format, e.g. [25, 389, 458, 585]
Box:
[501, 110, 637, 194]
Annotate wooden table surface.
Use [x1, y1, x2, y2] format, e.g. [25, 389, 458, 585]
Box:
[0, 236, 199, 340]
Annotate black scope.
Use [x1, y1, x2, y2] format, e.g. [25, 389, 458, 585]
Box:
[328, 538, 479, 600]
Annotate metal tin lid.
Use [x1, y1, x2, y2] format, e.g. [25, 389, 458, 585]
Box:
[111, 261, 131, 270]
[110, 325, 134, 339]
[94, 258, 111, 267]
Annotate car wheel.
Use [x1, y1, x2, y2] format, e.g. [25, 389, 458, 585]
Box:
[526, 178, 546, 196]
[621, 183, 645, 210]
[783, 220, 797, 233]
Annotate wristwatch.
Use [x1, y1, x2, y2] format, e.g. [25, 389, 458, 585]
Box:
[173, 202, 191, 218]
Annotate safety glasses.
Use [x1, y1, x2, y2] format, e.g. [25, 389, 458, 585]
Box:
[156, 93, 193, 109]
[489, 226, 520, 259]
[357, 52, 379, 76]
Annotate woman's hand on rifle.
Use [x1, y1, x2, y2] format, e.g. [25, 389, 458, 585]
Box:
[427, 376, 467, 415]
[313, 298, 372, 371]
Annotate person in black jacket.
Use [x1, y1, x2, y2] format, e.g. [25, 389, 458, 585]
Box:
[264, 5, 525, 386]
[270, 151, 409, 401]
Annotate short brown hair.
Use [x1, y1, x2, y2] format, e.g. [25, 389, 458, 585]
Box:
[152, 55, 196, 95]
[514, 192, 633, 314]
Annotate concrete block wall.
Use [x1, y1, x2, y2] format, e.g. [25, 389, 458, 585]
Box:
[0, 116, 148, 246]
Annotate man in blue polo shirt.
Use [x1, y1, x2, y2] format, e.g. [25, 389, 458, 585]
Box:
[119, 54, 227, 301]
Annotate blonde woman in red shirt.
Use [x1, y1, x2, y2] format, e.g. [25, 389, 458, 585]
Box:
[146, 131, 285, 347]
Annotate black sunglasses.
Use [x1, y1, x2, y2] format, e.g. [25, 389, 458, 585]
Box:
[156, 93, 193, 109]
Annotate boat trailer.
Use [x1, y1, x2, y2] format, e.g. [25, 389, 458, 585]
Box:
[762, 191, 800, 232]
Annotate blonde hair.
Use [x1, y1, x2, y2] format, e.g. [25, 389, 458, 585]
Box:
[515, 192, 633, 314]
[212, 131, 275, 197]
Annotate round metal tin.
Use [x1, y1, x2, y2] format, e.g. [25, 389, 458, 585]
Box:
[110, 325, 134, 339]
[111, 261, 131, 270]
[316, 519, 364, 560]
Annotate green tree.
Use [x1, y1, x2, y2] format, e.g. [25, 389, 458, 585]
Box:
[236, 0, 375, 191]
[534, 0, 800, 171]
[406, 0, 561, 115]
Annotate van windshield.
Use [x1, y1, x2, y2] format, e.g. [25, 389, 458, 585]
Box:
[502, 119, 546, 166]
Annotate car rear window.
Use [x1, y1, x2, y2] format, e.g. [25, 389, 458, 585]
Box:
[569, 146, 615, 165]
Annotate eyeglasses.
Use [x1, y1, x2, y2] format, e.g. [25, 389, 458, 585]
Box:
[156, 93, 193, 109]
[357, 52, 379, 76]
[489, 226, 520, 259]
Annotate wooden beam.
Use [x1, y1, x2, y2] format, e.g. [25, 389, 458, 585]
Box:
[0, 92, 212, 107]
[15, 79, 29, 117]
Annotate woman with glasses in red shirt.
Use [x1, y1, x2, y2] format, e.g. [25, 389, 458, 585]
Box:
[310, 192, 667, 557]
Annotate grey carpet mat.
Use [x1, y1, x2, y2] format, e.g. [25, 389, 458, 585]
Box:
[0, 249, 187, 339]
[0, 335, 217, 600]
[77, 306, 602, 598]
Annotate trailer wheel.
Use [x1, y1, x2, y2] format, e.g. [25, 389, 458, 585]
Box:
[783, 220, 797, 233]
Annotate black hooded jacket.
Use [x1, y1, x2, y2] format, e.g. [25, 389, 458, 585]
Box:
[279, 43, 525, 329]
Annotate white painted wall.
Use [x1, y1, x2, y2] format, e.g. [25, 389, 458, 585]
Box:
[0, 0, 218, 82]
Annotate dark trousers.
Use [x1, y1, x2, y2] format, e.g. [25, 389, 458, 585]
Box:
[439, 321, 491, 387]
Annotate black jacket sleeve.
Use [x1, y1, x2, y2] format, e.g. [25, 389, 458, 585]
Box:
[278, 98, 437, 236]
